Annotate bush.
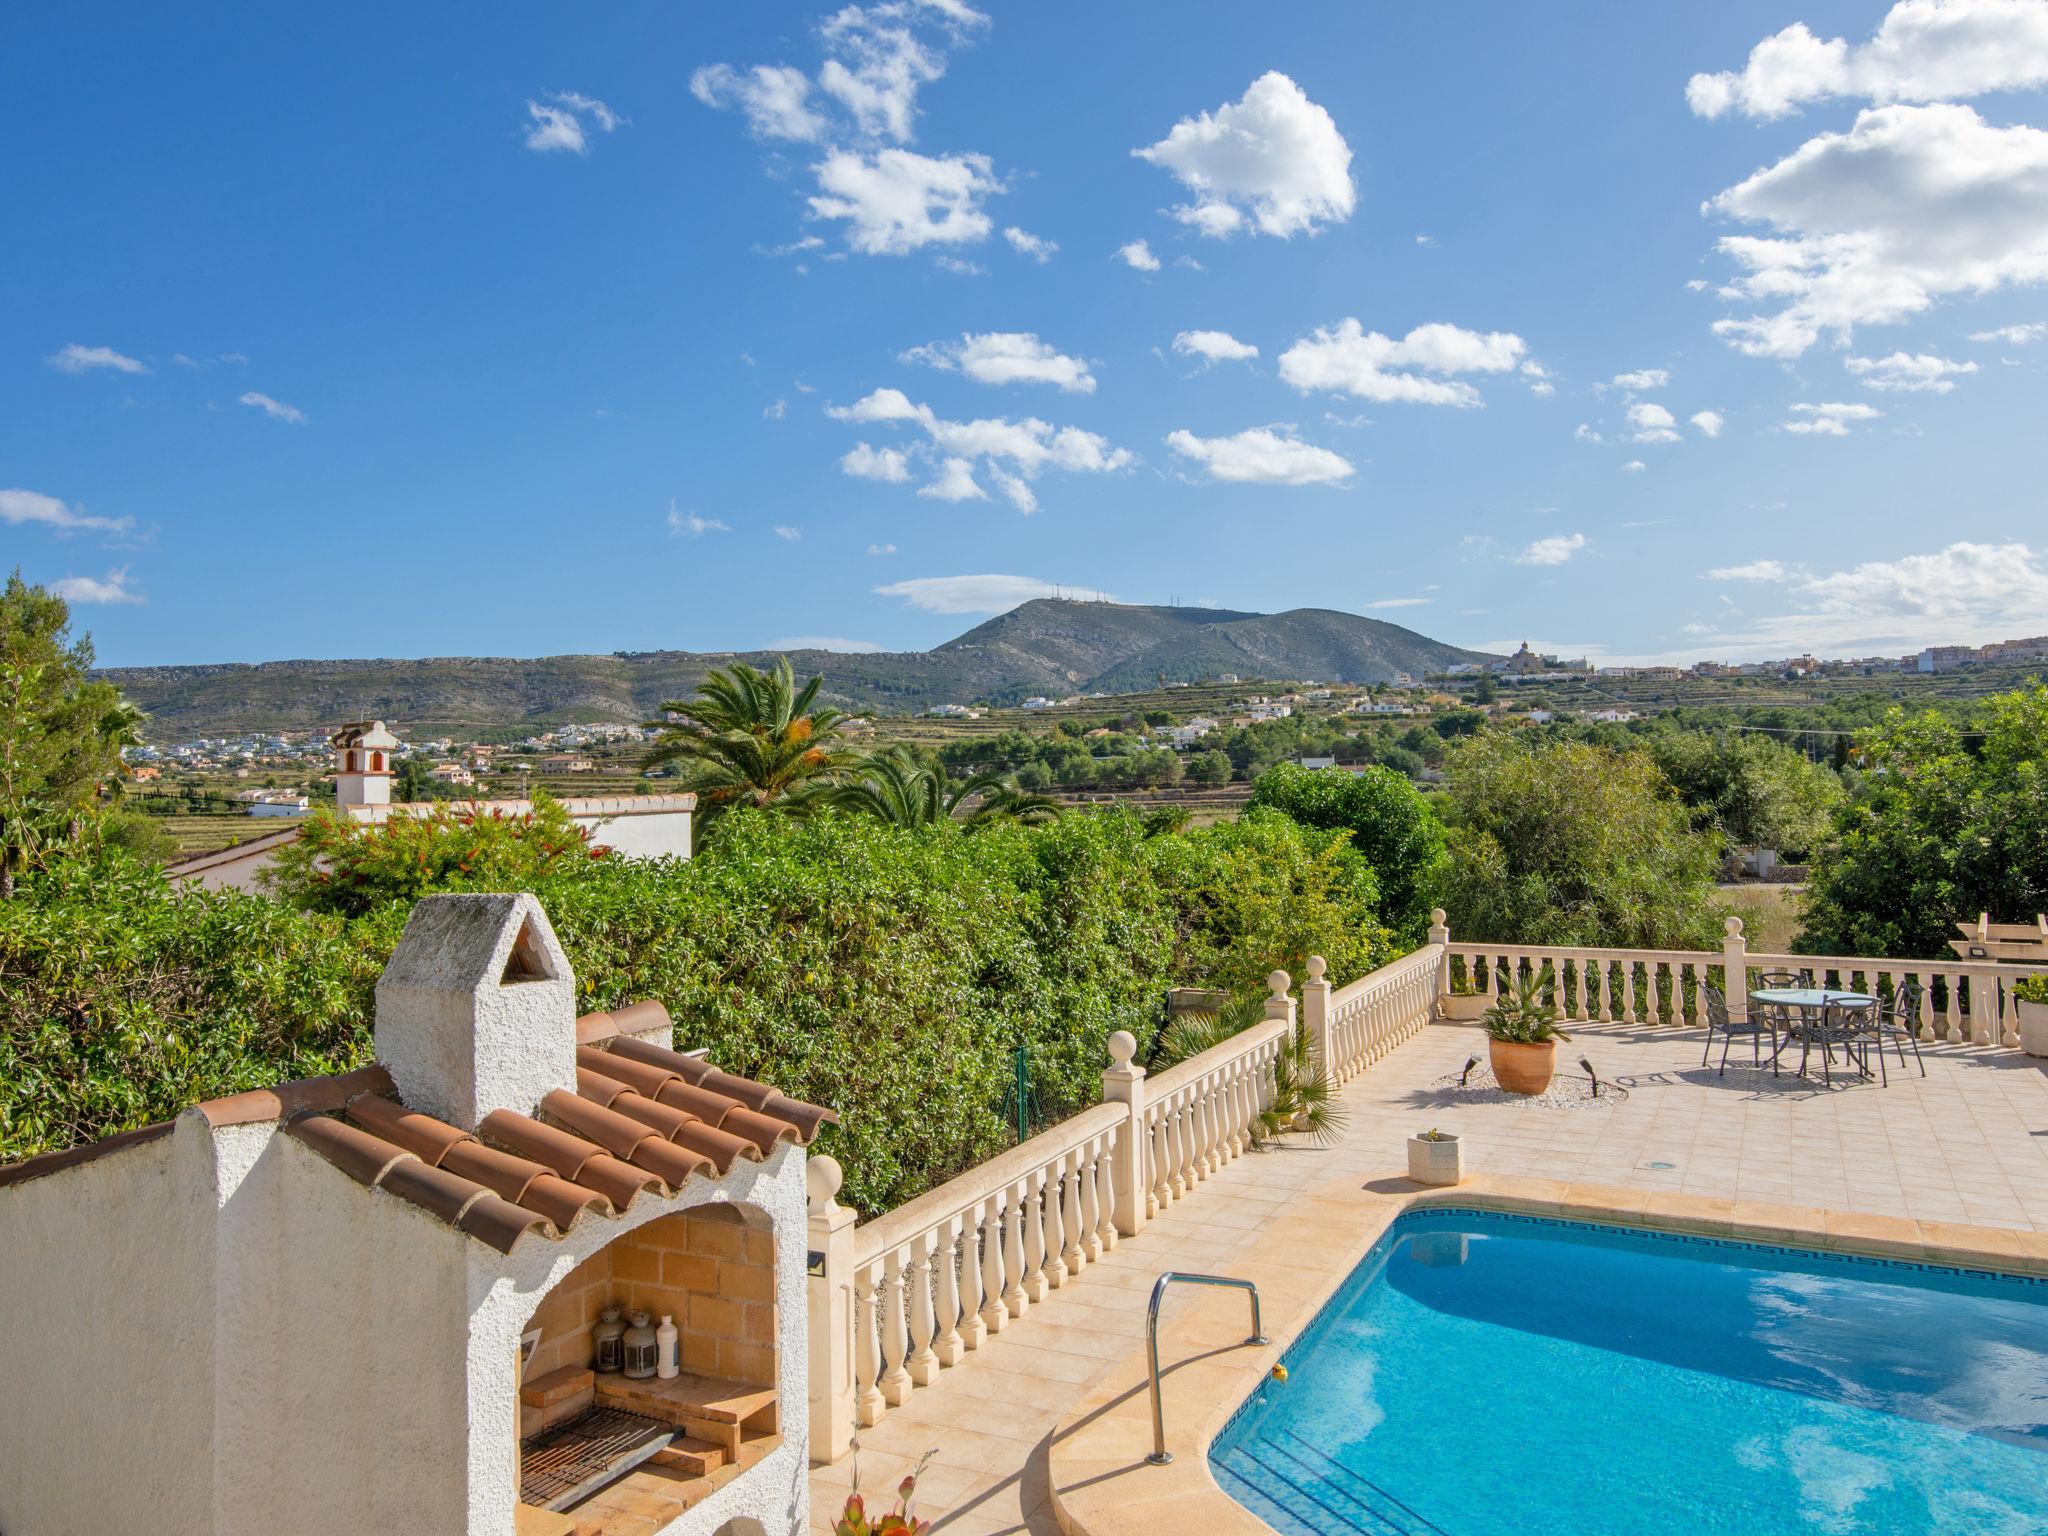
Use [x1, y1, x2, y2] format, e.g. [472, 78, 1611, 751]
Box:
[1246, 762, 1447, 939]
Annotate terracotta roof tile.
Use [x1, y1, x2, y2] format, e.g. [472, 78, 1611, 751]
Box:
[6, 1001, 832, 1256]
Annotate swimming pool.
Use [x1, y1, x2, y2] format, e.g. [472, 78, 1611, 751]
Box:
[1210, 1210, 2048, 1536]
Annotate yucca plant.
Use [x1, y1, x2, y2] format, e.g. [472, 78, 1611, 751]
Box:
[1156, 992, 1346, 1147]
[1481, 970, 1571, 1044]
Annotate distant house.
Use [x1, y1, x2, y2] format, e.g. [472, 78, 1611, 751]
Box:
[538, 754, 596, 774]
[246, 792, 309, 817]
[129, 764, 161, 782]
[1298, 756, 1337, 770]
[925, 704, 982, 719]
[1021, 697, 1056, 710]
[430, 762, 476, 787]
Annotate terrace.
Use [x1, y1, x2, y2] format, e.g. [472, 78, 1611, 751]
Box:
[801, 919, 2048, 1536]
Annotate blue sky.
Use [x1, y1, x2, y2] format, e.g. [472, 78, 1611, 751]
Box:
[6, 0, 2048, 668]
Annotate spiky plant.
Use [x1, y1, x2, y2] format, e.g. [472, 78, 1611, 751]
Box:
[1155, 991, 1347, 1148]
[641, 656, 860, 822]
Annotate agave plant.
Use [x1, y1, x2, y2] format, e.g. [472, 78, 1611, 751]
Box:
[641, 656, 860, 822]
[1481, 970, 1571, 1044]
[1156, 992, 1347, 1147]
[822, 746, 1061, 831]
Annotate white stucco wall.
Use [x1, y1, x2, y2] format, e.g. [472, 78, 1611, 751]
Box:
[0, 1121, 217, 1536]
[582, 807, 692, 862]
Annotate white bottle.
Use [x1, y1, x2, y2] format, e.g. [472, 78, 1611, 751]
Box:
[656, 1314, 680, 1379]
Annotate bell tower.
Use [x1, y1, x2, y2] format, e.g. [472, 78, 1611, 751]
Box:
[330, 720, 399, 809]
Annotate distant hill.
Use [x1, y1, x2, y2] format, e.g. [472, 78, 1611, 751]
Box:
[99, 601, 1495, 738]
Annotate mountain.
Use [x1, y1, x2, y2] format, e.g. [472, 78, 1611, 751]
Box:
[98, 601, 1495, 738]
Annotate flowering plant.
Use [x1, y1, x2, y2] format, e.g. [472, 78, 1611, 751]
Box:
[834, 1445, 936, 1536]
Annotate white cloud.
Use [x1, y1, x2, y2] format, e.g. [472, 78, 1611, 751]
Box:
[1134, 72, 1355, 238]
[1611, 368, 1670, 391]
[808, 148, 1000, 254]
[874, 574, 1112, 614]
[987, 465, 1037, 513]
[773, 525, 802, 541]
[1573, 423, 1604, 443]
[1515, 533, 1590, 565]
[917, 456, 988, 502]
[0, 487, 134, 537]
[1278, 319, 1527, 406]
[1116, 240, 1161, 272]
[238, 391, 306, 424]
[49, 567, 143, 606]
[1844, 350, 1980, 391]
[666, 502, 731, 536]
[1626, 402, 1681, 443]
[769, 635, 885, 652]
[866, 543, 898, 555]
[1164, 427, 1353, 486]
[901, 332, 1095, 392]
[1365, 597, 1430, 609]
[827, 387, 927, 423]
[1782, 400, 1884, 434]
[764, 398, 788, 420]
[1702, 103, 2048, 357]
[1691, 409, 1726, 437]
[1705, 559, 1793, 581]
[47, 344, 147, 376]
[1002, 226, 1057, 262]
[933, 255, 986, 275]
[1968, 320, 2047, 342]
[1415, 233, 1436, 247]
[841, 442, 913, 481]
[523, 91, 623, 155]
[815, 6, 948, 143]
[1687, 1, 2048, 120]
[690, 64, 825, 141]
[924, 415, 1130, 475]
[1622, 459, 1647, 472]
[1172, 329, 1259, 364]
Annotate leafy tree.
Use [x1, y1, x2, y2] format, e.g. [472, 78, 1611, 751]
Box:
[641, 656, 858, 824]
[821, 746, 1060, 830]
[1247, 761, 1448, 938]
[1437, 732, 1723, 948]
[0, 574, 146, 898]
[1646, 730, 1842, 857]
[1184, 749, 1232, 786]
[1800, 683, 2048, 958]
[1470, 672, 1500, 705]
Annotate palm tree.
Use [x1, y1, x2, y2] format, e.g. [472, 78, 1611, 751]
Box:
[1155, 992, 1345, 1146]
[641, 657, 859, 821]
[822, 746, 1062, 831]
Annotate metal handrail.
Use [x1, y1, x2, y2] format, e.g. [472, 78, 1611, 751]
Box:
[1144, 1271, 1268, 1466]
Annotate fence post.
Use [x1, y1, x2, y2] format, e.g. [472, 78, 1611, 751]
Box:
[1101, 1029, 1148, 1238]
[1265, 970, 1295, 1038]
[1722, 916, 1749, 1024]
[1302, 956, 1332, 1076]
[805, 1154, 858, 1465]
[1428, 909, 1451, 1015]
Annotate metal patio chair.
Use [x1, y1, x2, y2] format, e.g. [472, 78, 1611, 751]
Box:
[1871, 978, 1928, 1078]
[1700, 984, 1772, 1076]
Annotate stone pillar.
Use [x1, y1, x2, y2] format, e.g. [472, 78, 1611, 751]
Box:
[1722, 915, 1749, 1025]
[1100, 1030, 1147, 1238]
[804, 1155, 857, 1465]
[1264, 970, 1295, 1038]
[1302, 956, 1332, 1076]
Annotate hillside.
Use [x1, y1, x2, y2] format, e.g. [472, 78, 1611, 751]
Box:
[99, 601, 1494, 738]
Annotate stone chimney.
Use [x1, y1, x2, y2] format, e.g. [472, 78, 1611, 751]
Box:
[372, 893, 578, 1129]
[331, 720, 399, 810]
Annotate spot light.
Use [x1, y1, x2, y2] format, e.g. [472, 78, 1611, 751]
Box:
[1579, 1056, 1601, 1097]
[1459, 1056, 1479, 1087]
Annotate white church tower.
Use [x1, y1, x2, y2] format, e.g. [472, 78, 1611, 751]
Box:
[330, 720, 399, 809]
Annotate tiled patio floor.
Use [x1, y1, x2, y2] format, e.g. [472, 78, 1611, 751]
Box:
[806, 1021, 2048, 1536]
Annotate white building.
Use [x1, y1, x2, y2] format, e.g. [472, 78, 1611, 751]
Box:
[169, 723, 696, 892]
[0, 893, 831, 1536]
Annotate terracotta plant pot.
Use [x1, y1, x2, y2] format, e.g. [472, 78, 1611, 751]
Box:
[2019, 998, 2048, 1058]
[1438, 994, 1488, 1023]
[1489, 1038, 1557, 1095]
[1406, 1132, 1464, 1186]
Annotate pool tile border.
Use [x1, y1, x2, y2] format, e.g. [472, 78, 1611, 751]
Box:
[1045, 1171, 2048, 1536]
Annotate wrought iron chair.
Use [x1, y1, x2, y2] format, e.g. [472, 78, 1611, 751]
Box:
[1871, 978, 1928, 1078]
[1749, 968, 1810, 1065]
[1700, 985, 1772, 1076]
[1794, 999, 1878, 1087]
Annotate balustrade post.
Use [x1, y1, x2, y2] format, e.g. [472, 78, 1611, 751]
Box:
[1003, 1177, 1033, 1315]
[804, 1155, 858, 1464]
[978, 1194, 1008, 1336]
[1100, 1029, 1149, 1237]
[1303, 955, 1333, 1078]
[958, 1207, 989, 1350]
[878, 1248, 912, 1406]
[1265, 969, 1295, 1037]
[1428, 909, 1451, 1013]
[905, 1232, 940, 1386]
[1718, 917, 1748, 1024]
[933, 1217, 965, 1367]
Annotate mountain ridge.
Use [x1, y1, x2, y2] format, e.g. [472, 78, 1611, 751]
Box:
[97, 600, 1495, 737]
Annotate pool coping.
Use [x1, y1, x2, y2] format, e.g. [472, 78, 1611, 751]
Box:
[1044, 1172, 2048, 1536]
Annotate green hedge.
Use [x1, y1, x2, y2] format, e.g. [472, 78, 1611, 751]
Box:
[2, 807, 1390, 1212]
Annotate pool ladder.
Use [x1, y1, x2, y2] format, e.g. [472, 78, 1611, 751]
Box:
[1145, 1271, 1268, 1466]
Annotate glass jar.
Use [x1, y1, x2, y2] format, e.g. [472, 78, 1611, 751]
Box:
[593, 1305, 627, 1374]
[622, 1310, 659, 1380]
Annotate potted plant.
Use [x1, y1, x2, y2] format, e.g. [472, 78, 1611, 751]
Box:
[2017, 974, 2048, 1058]
[1439, 969, 1489, 1023]
[1482, 972, 1571, 1094]
[1407, 1127, 1463, 1186]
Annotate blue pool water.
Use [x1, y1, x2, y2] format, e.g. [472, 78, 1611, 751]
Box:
[1210, 1211, 2048, 1536]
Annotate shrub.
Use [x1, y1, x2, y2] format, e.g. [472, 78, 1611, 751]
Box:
[1246, 761, 1447, 938]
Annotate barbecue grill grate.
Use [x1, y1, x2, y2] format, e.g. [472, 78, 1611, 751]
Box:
[521, 1405, 674, 1510]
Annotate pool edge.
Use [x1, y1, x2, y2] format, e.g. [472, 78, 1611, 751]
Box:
[1044, 1172, 2048, 1536]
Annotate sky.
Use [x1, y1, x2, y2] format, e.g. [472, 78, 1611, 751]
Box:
[6, 0, 2048, 669]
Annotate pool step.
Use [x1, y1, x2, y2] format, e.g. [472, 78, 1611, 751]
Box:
[1214, 1430, 1452, 1536]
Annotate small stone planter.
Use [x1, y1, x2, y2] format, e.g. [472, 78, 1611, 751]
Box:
[1438, 993, 1488, 1023]
[1407, 1130, 1464, 1186]
[2018, 998, 2048, 1058]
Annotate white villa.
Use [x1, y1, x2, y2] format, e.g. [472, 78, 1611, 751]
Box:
[169, 721, 697, 892]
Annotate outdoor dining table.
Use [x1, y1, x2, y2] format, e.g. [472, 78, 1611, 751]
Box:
[1749, 987, 1880, 1081]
